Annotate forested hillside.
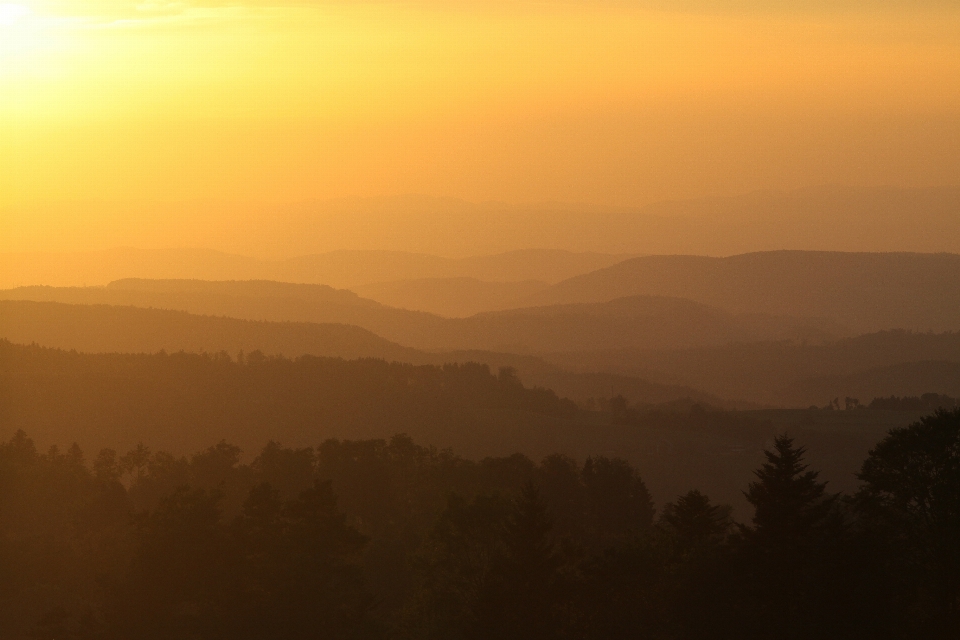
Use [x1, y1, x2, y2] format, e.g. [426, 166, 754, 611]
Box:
[0, 281, 446, 345]
[6, 296, 959, 410]
[0, 299, 734, 407]
[0, 340, 926, 515]
[0, 299, 425, 362]
[3, 410, 959, 638]
[0, 339, 573, 458]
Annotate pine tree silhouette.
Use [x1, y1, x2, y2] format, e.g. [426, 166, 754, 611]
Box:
[481, 481, 562, 640]
[744, 435, 835, 548]
[739, 435, 841, 640]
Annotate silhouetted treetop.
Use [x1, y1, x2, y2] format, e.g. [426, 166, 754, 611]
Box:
[744, 435, 836, 546]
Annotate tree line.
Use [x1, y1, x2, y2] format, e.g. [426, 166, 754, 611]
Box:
[4, 339, 900, 514]
[0, 340, 577, 459]
[2, 409, 959, 639]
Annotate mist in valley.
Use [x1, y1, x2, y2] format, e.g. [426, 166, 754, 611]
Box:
[4, 1, 960, 637]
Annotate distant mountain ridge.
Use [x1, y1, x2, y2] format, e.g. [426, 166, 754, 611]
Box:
[443, 295, 845, 353]
[0, 299, 725, 408]
[4, 298, 957, 409]
[265, 187, 960, 256]
[0, 248, 629, 291]
[525, 251, 960, 333]
[0, 299, 424, 363]
[1, 280, 449, 348]
[8, 247, 960, 408]
[0, 281, 845, 353]
[9, 186, 959, 264]
[546, 330, 960, 406]
[792, 360, 960, 407]
[353, 277, 548, 317]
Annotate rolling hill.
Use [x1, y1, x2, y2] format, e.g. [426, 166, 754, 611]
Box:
[440, 295, 845, 353]
[0, 340, 917, 516]
[10, 276, 960, 408]
[0, 280, 448, 348]
[0, 299, 425, 363]
[523, 251, 960, 333]
[790, 360, 960, 407]
[0, 299, 723, 407]
[0, 281, 845, 353]
[0, 247, 627, 291]
[545, 330, 960, 406]
[352, 277, 548, 317]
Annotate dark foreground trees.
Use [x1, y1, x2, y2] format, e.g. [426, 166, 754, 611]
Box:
[404, 484, 565, 640]
[104, 481, 377, 640]
[3, 409, 960, 639]
[736, 435, 845, 639]
[857, 408, 960, 635]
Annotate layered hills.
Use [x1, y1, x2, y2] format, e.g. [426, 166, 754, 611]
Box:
[547, 330, 960, 406]
[4, 249, 960, 408]
[0, 300, 721, 407]
[0, 280, 447, 348]
[0, 279, 843, 353]
[352, 277, 548, 317]
[0, 299, 424, 363]
[441, 296, 842, 353]
[0, 247, 626, 292]
[0, 339, 578, 458]
[525, 251, 960, 333]
[0, 340, 922, 513]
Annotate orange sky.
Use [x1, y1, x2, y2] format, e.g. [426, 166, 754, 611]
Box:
[2, 1, 959, 254]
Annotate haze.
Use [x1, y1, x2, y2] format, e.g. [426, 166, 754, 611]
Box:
[2, 0, 959, 256]
[4, 3, 960, 638]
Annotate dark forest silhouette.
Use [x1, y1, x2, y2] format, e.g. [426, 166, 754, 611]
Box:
[2, 409, 959, 638]
[2, 328, 960, 638]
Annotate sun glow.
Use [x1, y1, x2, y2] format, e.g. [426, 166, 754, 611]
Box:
[0, 2, 76, 79]
[0, 3, 38, 72]
[0, 3, 29, 25]
[2, 2, 960, 246]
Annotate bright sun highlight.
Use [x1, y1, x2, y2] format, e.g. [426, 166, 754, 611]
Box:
[0, 3, 30, 27]
[0, 2, 77, 83]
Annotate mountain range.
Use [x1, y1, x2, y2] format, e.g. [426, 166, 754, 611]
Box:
[0, 247, 627, 291]
[0, 299, 723, 408]
[525, 251, 960, 334]
[545, 330, 960, 407]
[352, 277, 548, 317]
[0, 278, 845, 353]
[4, 247, 960, 408]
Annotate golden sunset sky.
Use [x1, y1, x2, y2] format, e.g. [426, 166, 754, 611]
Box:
[2, 1, 959, 254]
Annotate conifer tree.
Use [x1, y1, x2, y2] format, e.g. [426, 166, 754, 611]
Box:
[744, 435, 835, 548]
[482, 482, 562, 640]
[738, 435, 842, 640]
[659, 490, 731, 556]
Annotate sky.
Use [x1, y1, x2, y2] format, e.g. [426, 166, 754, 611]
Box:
[1, 1, 959, 254]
